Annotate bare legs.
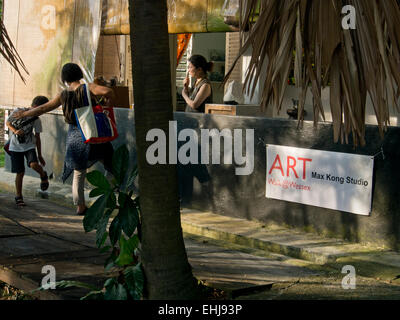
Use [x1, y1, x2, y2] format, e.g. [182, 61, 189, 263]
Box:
[73, 169, 87, 214]
[72, 167, 114, 215]
[30, 161, 47, 181]
[15, 172, 24, 198]
[15, 161, 46, 196]
[15, 161, 47, 206]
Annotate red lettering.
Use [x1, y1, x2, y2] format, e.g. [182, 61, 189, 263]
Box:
[286, 156, 299, 178]
[269, 154, 284, 177]
[298, 157, 312, 179]
[269, 155, 313, 180]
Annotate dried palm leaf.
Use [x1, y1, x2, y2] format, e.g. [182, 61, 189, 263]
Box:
[224, 0, 400, 146]
[0, 19, 28, 83]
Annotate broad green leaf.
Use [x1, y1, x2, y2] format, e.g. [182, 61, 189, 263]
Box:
[115, 236, 134, 266]
[123, 165, 138, 192]
[119, 197, 139, 237]
[112, 145, 129, 185]
[109, 215, 122, 246]
[104, 278, 117, 289]
[124, 263, 144, 300]
[106, 192, 117, 210]
[100, 245, 112, 254]
[104, 248, 119, 270]
[104, 278, 128, 301]
[104, 259, 116, 272]
[86, 170, 111, 191]
[115, 235, 139, 267]
[118, 192, 128, 208]
[96, 231, 108, 249]
[89, 188, 106, 198]
[96, 208, 112, 248]
[106, 283, 128, 300]
[126, 235, 140, 251]
[83, 194, 109, 233]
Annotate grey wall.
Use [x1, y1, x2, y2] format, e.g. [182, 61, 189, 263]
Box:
[6, 109, 400, 249]
[176, 113, 400, 249]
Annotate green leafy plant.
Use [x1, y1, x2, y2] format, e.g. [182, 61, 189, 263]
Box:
[0, 148, 4, 168]
[36, 145, 144, 300]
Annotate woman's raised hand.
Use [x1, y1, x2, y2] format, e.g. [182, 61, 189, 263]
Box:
[12, 110, 26, 119]
[183, 72, 190, 91]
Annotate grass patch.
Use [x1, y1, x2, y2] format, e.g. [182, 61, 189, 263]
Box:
[0, 148, 4, 168]
[0, 107, 4, 168]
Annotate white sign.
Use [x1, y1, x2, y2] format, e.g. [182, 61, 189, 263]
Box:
[266, 145, 374, 216]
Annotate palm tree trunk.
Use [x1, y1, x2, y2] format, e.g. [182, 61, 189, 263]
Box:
[128, 0, 200, 299]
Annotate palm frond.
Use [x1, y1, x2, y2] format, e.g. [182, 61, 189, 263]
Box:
[0, 19, 29, 83]
[225, 0, 400, 146]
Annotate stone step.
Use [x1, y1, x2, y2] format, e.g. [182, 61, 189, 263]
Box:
[2, 168, 400, 282]
[180, 209, 394, 267]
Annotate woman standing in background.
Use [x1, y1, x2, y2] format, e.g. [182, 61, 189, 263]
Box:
[182, 55, 213, 113]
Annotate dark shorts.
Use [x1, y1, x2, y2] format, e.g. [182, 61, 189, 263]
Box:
[10, 149, 38, 174]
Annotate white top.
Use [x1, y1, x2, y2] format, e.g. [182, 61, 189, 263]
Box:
[8, 108, 42, 152]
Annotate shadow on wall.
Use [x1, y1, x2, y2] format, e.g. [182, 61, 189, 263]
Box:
[176, 118, 211, 205]
[6, 109, 399, 248]
[175, 112, 400, 249]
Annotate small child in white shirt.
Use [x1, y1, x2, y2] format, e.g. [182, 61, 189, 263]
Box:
[6, 96, 50, 206]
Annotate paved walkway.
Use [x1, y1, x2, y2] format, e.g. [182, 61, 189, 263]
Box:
[0, 193, 320, 299]
[1, 168, 400, 300]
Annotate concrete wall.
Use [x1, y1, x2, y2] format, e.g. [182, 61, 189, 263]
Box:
[176, 113, 400, 249]
[275, 85, 400, 126]
[5, 109, 400, 249]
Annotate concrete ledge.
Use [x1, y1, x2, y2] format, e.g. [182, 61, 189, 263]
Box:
[181, 222, 337, 264]
[3, 167, 400, 284]
[180, 210, 391, 266]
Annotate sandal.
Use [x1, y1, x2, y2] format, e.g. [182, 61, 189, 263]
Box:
[15, 196, 26, 207]
[40, 171, 49, 191]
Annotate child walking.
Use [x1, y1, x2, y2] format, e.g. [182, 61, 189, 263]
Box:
[6, 96, 50, 206]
